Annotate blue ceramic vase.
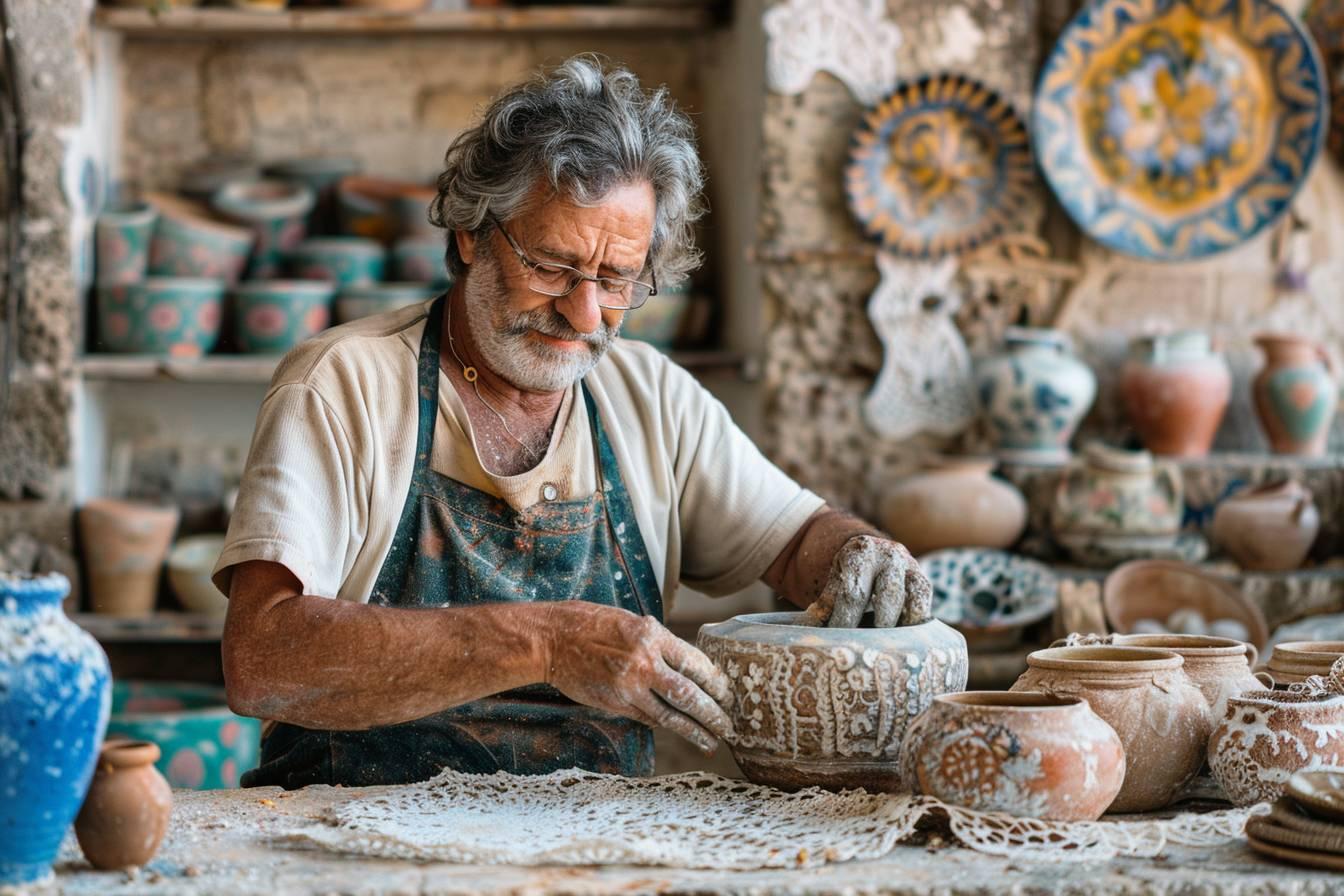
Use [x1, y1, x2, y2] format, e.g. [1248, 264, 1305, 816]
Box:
[0, 572, 111, 887]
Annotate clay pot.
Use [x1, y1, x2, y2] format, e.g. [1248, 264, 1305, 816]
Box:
[1102, 559, 1270, 650]
[1052, 443, 1184, 565]
[975, 327, 1097, 464]
[1209, 690, 1344, 806]
[1120, 331, 1231, 457]
[1265, 642, 1344, 686]
[1211, 479, 1320, 571]
[95, 202, 157, 286]
[74, 740, 172, 870]
[1112, 634, 1264, 723]
[697, 612, 968, 792]
[263, 156, 361, 236]
[880, 457, 1027, 556]
[212, 179, 316, 280]
[285, 236, 385, 287]
[1011, 646, 1211, 813]
[390, 236, 451, 286]
[78, 500, 180, 617]
[1252, 333, 1339, 456]
[335, 282, 438, 325]
[336, 175, 436, 244]
[232, 280, 335, 353]
[146, 191, 254, 286]
[899, 690, 1125, 821]
[97, 278, 225, 357]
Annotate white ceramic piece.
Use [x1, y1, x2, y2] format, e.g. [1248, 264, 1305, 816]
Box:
[763, 0, 903, 106]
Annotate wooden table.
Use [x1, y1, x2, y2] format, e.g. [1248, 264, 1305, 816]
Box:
[42, 782, 1341, 895]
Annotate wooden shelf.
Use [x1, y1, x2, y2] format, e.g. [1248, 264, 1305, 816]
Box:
[72, 612, 224, 643]
[91, 5, 718, 37]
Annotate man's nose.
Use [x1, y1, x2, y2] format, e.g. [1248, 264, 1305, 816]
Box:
[554, 280, 602, 335]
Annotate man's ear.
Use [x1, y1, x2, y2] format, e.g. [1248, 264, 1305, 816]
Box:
[456, 229, 477, 265]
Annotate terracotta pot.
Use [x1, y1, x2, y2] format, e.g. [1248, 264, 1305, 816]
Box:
[1102, 559, 1270, 650]
[1209, 690, 1344, 806]
[697, 612, 968, 792]
[975, 326, 1097, 464]
[1265, 642, 1344, 686]
[1120, 331, 1231, 457]
[1252, 333, 1339, 456]
[1211, 479, 1320, 571]
[1011, 646, 1210, 813]
[78, 500, 180, 617]
[74, 740, 172, 870]
[899, 690, 1125, 821]
[880, 457, 1027, 555]
[1112, 634, 1264, 723]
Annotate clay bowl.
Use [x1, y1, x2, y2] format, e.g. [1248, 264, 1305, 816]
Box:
[697, 612, 968, 792]
[1265, 642, 1344, 685]
[1209, 689, 1344, 806]
[1288, 770, 1344, 823]
[1103, 559, 1269, 650]
[899, 690, 1125, 821]
[1111, 634, 1265, 722]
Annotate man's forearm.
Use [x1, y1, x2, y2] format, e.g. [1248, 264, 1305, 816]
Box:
[762, 505, 884, 610]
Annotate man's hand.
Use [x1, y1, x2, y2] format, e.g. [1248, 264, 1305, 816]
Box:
[804, 535, 932, 628]
[542, 602, 736, 754]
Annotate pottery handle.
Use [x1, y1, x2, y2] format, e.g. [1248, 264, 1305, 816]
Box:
[1255, 671, 1276, 689]
[1243, 643, 1258, 669]
[1292, 494, 1314, 525]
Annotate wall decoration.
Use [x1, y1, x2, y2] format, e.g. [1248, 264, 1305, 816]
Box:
[1034, 0, 1327, 260]
[763, 0, 904, 107]
[846, 73, 1034, 258]
[861, 253, 978, 439]
[1306, 0, 1344, 166]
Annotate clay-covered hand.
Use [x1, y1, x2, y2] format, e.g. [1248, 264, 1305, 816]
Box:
[542, 602, 736, 754]
[805, 535, 932, 628]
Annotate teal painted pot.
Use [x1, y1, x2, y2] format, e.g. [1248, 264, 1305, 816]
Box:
[107, 682, 260, 790]
[263, 156, 360, 235]
[620, 282, 691, 349]
[97, 277, 225, 357]
[390, 236, 451, 286]
[335, 282, 438, 324]
[233, 279, 335, 353]
[95, 201, 157, 285]
[212, 179, 316, 280]
[976, 327, 1097, 464]
[147, 192, 254, 285]
[1253, 333, 1339, 456]
[285, 236, 385, 286]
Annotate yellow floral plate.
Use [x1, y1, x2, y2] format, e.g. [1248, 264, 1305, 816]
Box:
[1034, 0, 1326, 261]
[845, 73, 1035, 258]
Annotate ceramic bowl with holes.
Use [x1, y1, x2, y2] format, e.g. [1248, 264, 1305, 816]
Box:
[920, 548, 1059, 650]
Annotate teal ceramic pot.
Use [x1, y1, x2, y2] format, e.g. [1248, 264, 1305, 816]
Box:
[285, 236, 385, 286]
[976, 327, 1097, 464]
[233, 279, 336, 353]
[390, 236, 451, 286]
[620, 283, 691, 349]
[95, 202, 157, 285]
[335, 282, 438, 324]
[263, 156, 361, 235]
[212, 179, 316, 280]
[1253, 333, 1339, 456]
[148, 202, 254, 285]
[178, 155, 261, 204]
[107, 682, 260, 790]
[97, 277, 225, 356]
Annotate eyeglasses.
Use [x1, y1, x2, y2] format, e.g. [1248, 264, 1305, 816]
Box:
[491, 217, 657, 311]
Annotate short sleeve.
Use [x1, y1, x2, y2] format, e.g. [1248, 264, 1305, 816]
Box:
[212, 382, 366, 600]
[669, 368, 825, 596]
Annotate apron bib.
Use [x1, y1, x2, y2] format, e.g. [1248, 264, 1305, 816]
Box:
[243, 295, 663, 788]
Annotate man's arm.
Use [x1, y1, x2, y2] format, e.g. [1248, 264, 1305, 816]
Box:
[223, 559, 734, 752]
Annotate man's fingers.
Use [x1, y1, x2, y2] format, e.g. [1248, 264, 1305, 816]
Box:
[828, 542, 878, 628]
[663, 638, 735, 713]
[873, 560, 907, 628]
[900, 561, 933, 625]
[806, 574, 844, 626]
[634, 690, 718, 754]
[653, 664, 735, 743]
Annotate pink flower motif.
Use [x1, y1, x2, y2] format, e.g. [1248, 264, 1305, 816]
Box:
[1087, 488, 1115, 511]
[167, 748, 206, 789]
[220, 720, 241, 747]
[148, 303, 182, 333]
[100, 233, 129, 264]
[277, 218, 305, 250]
[221, 759, 238, 787]
[303, 305, 329, 335]
[189, 244, 216, 269]
[246, 303, 289, 338]
[102, 311, 131, 341]
[198, 301, 221, 334]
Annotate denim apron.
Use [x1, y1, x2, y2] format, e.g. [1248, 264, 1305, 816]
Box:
[243, 295, 663, 788]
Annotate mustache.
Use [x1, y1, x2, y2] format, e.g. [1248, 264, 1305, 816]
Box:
[504, 308, 613, 346]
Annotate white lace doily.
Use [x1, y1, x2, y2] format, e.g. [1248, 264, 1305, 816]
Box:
[278, 768, 1267, 870]
[763, 0, 903, 106]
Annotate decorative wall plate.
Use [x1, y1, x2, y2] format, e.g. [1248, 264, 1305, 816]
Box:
[1306, 0, 1344, 166]
[846, 73, 1034, 258]
[1034, 0, 1327, 260]
[919, 548, 1058, 649]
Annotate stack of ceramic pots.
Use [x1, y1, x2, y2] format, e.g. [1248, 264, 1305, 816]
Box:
[1119, 330, 1230, 457]
[1245, 771, 1344, 871]
[1252, 333, 1339, 456]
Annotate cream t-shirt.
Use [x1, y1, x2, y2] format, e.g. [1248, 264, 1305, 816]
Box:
[213, 300, 825, 608]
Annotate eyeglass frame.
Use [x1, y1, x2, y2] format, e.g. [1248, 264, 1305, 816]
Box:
[489, 216, 658, 311]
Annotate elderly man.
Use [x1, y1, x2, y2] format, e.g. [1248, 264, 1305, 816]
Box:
[217, 56, 931, 789]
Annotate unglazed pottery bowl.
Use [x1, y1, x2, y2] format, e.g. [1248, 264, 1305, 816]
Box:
[1112, 634, 1265, 723]
[108, 682, 260, 790]
[232, 280, 335, 353]
[96, 277, 225, 357]
[1011, 645, 1210, 813]
[697, 612, 968, 792]
[1264, 642, 1344, 686]
[167, 534, 228, 616]
[1103, 559, 1269, 649]
[1209, 689, 1344, 806]
[899, 691, 1125, 821]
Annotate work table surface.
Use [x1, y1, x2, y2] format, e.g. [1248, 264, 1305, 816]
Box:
[38, 782, 1340, 895]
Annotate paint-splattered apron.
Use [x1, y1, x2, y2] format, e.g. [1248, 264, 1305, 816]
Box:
[243, 296, 663, 788]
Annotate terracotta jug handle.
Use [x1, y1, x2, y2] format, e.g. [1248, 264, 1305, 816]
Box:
[1292, 495, 1314, 525]
[1244, 643, 1259, 669]
[1255, 671, 1276, 689]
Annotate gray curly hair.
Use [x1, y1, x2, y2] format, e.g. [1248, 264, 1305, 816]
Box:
[429, 55, 705, 285]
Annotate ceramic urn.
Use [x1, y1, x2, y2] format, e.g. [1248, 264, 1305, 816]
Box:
[1120, 330, 1231, 457]
[879, 456, 1027, 556]
[1252, 333, 1338, 456]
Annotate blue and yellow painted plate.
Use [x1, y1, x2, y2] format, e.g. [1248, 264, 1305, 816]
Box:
[1034, 0, 1327, 261]
[845, 73, 1034, 259]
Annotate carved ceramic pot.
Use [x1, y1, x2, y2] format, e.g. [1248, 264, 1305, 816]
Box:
[1011, 646, 1210, 813]
[1252, 333, 1338, 456]
[75, 740, 173, 870]
[975, 327, 1097, 464]
[697, 613, 968, 792]
[1209, 690, 1344, 806]
[1120, 330, 1231, 458]
[1112, 634, 1264, 724]
[1211, 479, 1320, 572]
[899, 691, 1124, 821]
[880, 457, 1027, 556]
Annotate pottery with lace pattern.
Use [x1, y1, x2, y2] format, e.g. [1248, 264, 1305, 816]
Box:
[1211, 479, 1320, 571]
[74, 740, 173, 870]
[1209, 689, 1344, 806]
[1252, 333, 1339, 456]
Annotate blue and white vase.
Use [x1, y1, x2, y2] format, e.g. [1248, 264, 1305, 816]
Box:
[0, 572, 111, 887]
[976, 326, 1097, 464]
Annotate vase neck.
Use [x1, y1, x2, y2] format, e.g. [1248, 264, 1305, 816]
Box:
[0, 572, 69, 615]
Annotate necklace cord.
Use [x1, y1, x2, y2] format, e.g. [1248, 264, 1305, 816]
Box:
[444, 297, 544, 463]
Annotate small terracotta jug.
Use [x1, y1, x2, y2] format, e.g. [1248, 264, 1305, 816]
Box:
[75, 740, 173, 870]
[1252, 333, 1338, 456]
[1120, 330, 1231, 457]
[880, 456, 1027, 556]
[78, 499, 179, 617]
[1211, 479, 1320, 571]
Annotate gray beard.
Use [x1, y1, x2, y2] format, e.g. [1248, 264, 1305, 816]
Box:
[462, 244, 619, 393]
